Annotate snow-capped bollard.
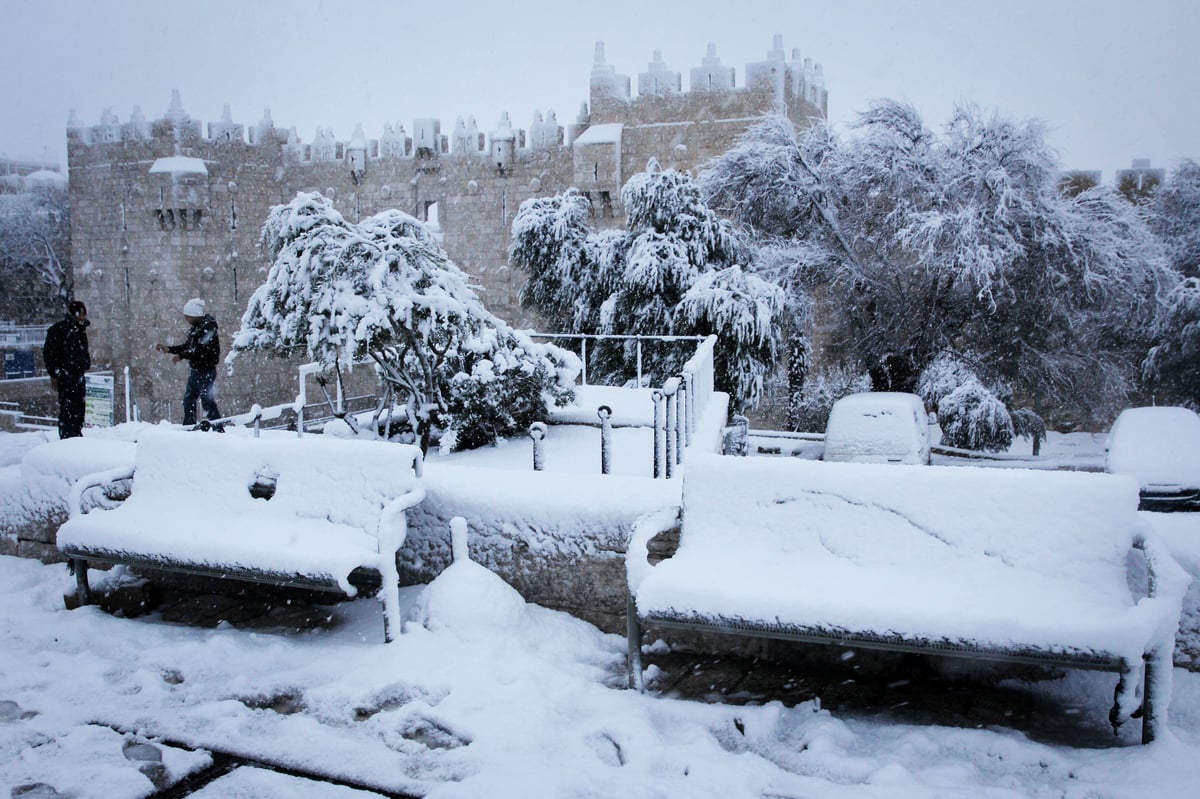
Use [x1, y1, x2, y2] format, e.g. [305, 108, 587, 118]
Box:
[450, 516, 470, 563]
[529, 422, 547, 471]
[598, 405, 613, 475]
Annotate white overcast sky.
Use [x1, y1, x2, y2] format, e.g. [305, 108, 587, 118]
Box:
[1, 0, 1195, 180]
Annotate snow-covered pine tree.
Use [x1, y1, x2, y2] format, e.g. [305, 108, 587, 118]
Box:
[510, 162, 784, 411]
[674, 265, 783, 410]
[231, 192, 578, 453]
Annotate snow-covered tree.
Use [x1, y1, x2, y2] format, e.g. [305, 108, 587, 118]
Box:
[916, 352, 983, 413]
[675, 265, 783, 409]
[511, 162, 785, 411]
[937, 381, 1014, 452]
[1142, 276, 1200, 408]
[232, 192, 578, 453]
[789, 365, 872, 434]
[916, 352, 1013, 452]
[0, 187, 71, 322]
[1147, 159, 1200, 278]
[700, 105, 1174, 422]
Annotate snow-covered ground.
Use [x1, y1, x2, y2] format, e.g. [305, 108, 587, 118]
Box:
[3, 423, 1200, 797]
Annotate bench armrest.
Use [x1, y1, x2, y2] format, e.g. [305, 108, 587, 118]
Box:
[68, 465, 136, 520]
[379, 484, 426, 551]
[1133, 531, 1191, 602]
[625, 506, 682, 595]
[376, 451, 426, 553]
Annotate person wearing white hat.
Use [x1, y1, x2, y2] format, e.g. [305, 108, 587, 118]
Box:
[155, 298, 221, 425]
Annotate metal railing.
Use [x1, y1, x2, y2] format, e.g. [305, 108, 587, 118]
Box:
[526, 333, 719, 478]
[142, 333, 721, 474]
[530, 332, 707, 387]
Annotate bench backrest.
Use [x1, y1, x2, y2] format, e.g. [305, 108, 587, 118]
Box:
[131, 429, 422, 534]
[681, 454, 1143, 591]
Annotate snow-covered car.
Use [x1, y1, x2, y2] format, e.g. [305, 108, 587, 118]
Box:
[823, 392, 931, 465]
[1105, 406, 1200, 511]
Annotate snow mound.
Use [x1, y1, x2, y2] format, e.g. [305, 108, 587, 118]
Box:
[419, 517, 527, 637]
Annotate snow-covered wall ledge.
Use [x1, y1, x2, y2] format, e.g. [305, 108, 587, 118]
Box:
[404, 466, 681, 633]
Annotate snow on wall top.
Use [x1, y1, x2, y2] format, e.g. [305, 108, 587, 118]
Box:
[573, 123, 623, 146]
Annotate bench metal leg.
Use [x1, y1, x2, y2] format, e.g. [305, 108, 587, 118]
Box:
[627, 592, 644, 692]
[71, 558, 92, 606]
[1143, 650, 1159, 744]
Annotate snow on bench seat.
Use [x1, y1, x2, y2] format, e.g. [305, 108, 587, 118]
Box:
[58, 428, 424, 641]
[627, 453, 1188, 741]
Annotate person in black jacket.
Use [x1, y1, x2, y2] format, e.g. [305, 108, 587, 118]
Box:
[42, 300, 92, 439]
[156, 298, 221, 426]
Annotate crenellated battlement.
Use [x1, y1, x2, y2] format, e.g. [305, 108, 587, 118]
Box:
[67, 89, 582, 167]
[67, 36, 825, 167]
[590, 35, 827, 124]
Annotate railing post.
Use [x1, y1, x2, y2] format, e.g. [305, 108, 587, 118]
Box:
[636, 340, 643, 387]
[665, 383, 678, 479]
[652, 390, 665, 479]
[529, 422, 547, 471]
[123, 366, 132, 424]
[580, 338, 588, 386]
[675, 375, 687, 466]
[598, 405, 613, 475]
[684, 371, 695, 447]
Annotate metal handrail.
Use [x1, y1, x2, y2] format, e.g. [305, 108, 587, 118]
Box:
[531, 332, 707, 387]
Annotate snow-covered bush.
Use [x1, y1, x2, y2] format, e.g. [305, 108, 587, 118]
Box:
[789, 365, 872, 433]
[231, 193, 578, 453]
[915, 352, 1017, 452]
[937, 381, 1014, 452]
[916, 351, 982, 412]
[1011, 407, 1047, 455]
[511, 162, 785, 412]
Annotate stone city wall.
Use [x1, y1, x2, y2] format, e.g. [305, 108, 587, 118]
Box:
[67, 36, 826, 421]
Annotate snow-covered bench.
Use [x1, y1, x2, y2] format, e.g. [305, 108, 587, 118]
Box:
[626, 453, 1188, 743]
[57, 428, 425, 642]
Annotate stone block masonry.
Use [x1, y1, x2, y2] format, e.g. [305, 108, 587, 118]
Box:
[69, 37, 826, 420]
